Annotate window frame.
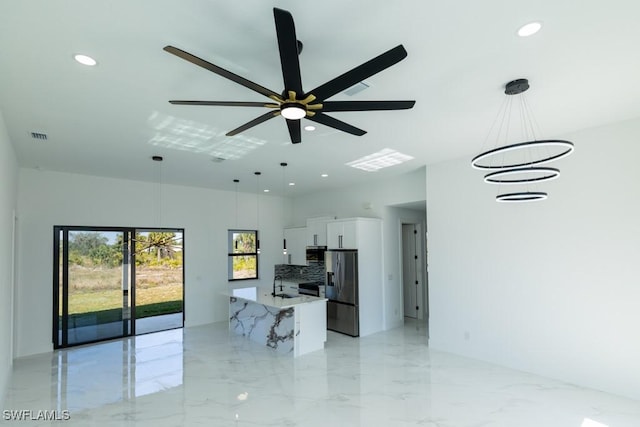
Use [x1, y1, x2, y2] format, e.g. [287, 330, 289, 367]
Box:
[227, 229, 259, 281]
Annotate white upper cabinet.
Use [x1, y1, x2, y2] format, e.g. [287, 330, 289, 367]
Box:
[327, 219, 359, 249]
[305, 216, 332, 246]
[283, 227, 307, 265]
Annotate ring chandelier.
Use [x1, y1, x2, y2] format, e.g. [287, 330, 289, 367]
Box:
[471, 79, 574, 202]
[483, 166, 560, 185]
[496, 192, 548, 203]
[471, 140, 574, 171]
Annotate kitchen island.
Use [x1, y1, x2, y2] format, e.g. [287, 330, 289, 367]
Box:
[229, 287, 327, 357]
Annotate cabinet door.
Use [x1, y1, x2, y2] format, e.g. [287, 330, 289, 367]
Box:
[284, 227, 307, 265]
[326, 222, 342, 249]
[306, 218, 329, 246]
[340, 221, 358, 249]
[327, 220, 358, 249]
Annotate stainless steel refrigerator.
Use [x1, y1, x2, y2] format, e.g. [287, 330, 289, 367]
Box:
[325, 250, 359, 336]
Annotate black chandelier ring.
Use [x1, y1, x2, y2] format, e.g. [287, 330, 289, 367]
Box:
[471, 139, 574, 170]
[484, 167, 560, 185]
[496, 191, 548, 203]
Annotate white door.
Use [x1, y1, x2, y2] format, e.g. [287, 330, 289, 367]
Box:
[402, 223, 424, 320]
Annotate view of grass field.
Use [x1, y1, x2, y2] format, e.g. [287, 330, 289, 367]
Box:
[63, 231, 183, 326]
[68, 265, 183, 317]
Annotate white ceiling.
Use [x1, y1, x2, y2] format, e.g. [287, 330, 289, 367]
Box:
[2, 0, 639, 197]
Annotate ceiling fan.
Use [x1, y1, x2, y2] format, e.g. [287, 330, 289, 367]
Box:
[164, 8, 415, 144]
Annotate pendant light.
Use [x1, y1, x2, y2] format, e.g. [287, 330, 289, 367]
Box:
[254, 171, 261, 254]
[233, 179, 239, 250]
[471, 79, 574, 202]
[280, 162, 288, 257]
[152, 155, 163, 227]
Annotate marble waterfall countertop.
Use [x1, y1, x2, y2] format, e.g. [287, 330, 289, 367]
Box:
[230, 286, 327, 308]
[229, 286, 328, 357]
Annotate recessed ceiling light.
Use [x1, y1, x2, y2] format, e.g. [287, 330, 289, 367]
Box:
[74, 54, 97, 66]
[517, 22, 542, 37]
[263, 189, 270, 193]
[321, 174, 328, 178]
[288, 182, 295, 186]
[304, 125, 316, 131]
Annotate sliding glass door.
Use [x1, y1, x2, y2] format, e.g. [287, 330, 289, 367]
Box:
[133, 230, 184, 335]
[54, 226, 184, 349]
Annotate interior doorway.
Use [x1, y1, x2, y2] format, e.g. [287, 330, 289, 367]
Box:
[53, 226, 184, 349]
[401, 223, 427, 326]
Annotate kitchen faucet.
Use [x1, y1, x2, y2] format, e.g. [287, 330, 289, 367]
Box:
[272, 275, 283, 297]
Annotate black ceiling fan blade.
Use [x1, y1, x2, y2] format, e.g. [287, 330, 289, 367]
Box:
[309, 45, 408, 101]
[169, 100, 279, 107]
[321, 100, 416, 112]
[285, 119, 302, 144]
[164, 45, 281, 100]
[306, 113, 367, 136]
[226, 111, 279, 136]
[273, 8, 303, 95]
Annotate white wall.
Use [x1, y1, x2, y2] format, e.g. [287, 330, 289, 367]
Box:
[0, 112, 19, 405]
[291, 167, 427, 331]
[16, 169, 286, 357]
[426, 117, 640, 400]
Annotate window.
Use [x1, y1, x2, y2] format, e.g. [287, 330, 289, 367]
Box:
[228, 230, 258, 280]
[53, 226, 185, 349]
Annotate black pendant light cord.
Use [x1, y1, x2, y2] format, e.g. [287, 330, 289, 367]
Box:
[255, 172, 261, 253]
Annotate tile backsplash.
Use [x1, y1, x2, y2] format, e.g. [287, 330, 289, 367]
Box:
[274, 262, 325, 283]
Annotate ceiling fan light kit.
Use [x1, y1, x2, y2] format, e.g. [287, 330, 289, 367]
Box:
[472, 78, 574, 203]
[280, 104, 306, 120]
[164, 8, 415, 144]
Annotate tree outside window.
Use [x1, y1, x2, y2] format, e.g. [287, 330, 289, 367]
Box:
[228, 230, 258, 280]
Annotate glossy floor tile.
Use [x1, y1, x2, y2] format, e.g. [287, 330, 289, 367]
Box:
[2, 320, 639, 426]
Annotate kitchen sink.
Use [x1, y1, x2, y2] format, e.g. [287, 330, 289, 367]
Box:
[275, 293, 297, 299]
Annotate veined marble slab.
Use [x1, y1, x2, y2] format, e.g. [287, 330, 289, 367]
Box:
[229, 287, 328, 356]
[230, 286, 327, 309]
[229, 297, 295, 354]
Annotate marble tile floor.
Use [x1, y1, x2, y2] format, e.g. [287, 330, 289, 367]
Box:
[62, 313, 183, 345]
[2, 320, 639, 427]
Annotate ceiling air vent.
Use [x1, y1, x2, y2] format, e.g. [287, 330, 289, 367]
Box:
[30, 132, 48, 140]
[343, 81, 370, 96]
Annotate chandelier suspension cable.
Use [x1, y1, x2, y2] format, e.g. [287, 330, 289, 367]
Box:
[522, 94, 551, 164]
[499, 97, 518, 169]
[518, 95, 534, 167]
[479, 95, 510, 157]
